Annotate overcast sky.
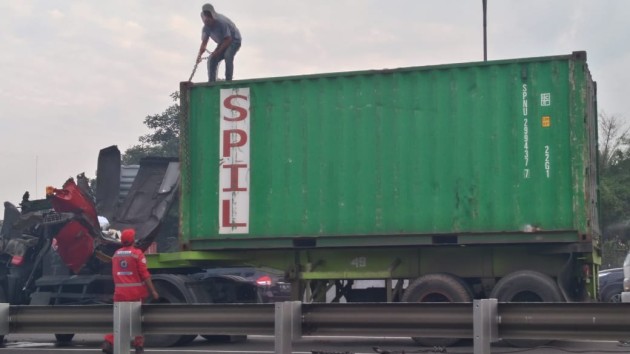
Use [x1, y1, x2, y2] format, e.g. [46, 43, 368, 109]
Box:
[1, 0, 629, 209]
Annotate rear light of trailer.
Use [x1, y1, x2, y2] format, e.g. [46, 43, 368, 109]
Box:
[256, 275, 272, 286]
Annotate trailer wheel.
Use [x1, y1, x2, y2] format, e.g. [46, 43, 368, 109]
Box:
[402, 273, 472, 347]
[143, 285, 197, 347]
[54, 334, 75, 344]
[490, 270, 563, 303]
[490, 270, 563, 347]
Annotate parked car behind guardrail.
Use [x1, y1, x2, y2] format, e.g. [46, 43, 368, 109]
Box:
[622, 253, 630, 303]
[199, 267, 291, 303]
[598, 267, 623, 302]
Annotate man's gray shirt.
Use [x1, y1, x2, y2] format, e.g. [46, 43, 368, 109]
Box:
[202, 13, 241, 44]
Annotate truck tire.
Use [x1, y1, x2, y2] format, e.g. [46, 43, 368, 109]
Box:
[402, 273, 473, 347]
[490, 270, 563, 302]
[489, 270, 563, 347]
[143, 286, 197, 347]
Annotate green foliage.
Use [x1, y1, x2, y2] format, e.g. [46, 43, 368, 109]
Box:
[598, 111, 630, 173]
[122, 92, 180, 164]
[599, 113, 630, 267]
[600, 159, 630, 232]
[601, 237, 629, 270]
[121, 145, 174, 165]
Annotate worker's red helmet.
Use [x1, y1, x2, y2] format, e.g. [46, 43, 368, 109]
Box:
[121, 229, 136, 246]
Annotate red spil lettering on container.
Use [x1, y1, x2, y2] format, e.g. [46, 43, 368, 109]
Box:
[219, 89, 251, 233]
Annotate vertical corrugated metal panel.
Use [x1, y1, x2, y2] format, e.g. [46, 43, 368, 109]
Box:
[180, 53, 597, 248]
[119, 165, 139, 201]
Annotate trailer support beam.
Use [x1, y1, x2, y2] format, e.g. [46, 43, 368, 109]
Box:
[113, 301, 141, 354]
[473, 298, 498, 354]
[275, 301, 302, 354]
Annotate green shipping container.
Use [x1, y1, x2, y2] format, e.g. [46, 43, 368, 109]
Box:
[179, 52, 598, 250]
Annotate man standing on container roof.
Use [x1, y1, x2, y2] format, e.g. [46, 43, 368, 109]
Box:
[197, 3, 242, 82]
[102, 229, 159, 354]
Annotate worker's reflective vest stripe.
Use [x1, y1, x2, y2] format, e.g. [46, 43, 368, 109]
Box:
[111, 245, 150, 301]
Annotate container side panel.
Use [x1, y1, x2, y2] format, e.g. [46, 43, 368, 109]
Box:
[182, 55, 593, 246]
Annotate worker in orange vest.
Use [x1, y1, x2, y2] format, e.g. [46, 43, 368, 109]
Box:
[102, 228, 159, 354]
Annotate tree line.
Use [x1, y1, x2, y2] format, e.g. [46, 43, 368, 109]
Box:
[598, 113, 630, 268]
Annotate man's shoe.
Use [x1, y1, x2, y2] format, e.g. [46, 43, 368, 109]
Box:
[135, 345, 145, 354]
[101, 341, 113, 354]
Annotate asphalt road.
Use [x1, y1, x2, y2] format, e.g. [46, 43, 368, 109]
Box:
[1, 334, 630, 354]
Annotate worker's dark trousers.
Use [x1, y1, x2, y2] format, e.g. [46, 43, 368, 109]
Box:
[208, 40, 241, 82]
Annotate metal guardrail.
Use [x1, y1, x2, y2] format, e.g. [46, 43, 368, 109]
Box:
[498, 302, 630, 340]
[2, 300, 630, 354]
[2, 304, 112, 334]
[302, 303, 472, 337]
[142, 303, 275, 335]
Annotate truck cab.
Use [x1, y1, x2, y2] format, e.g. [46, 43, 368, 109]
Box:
[0, 146, 261, 347]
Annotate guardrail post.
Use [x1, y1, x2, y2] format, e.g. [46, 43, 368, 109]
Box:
[473, 298, 498, 354]
[114, 301, 141, 354]
[0, 303, 9, 336]
[275, 301, 302, 354]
